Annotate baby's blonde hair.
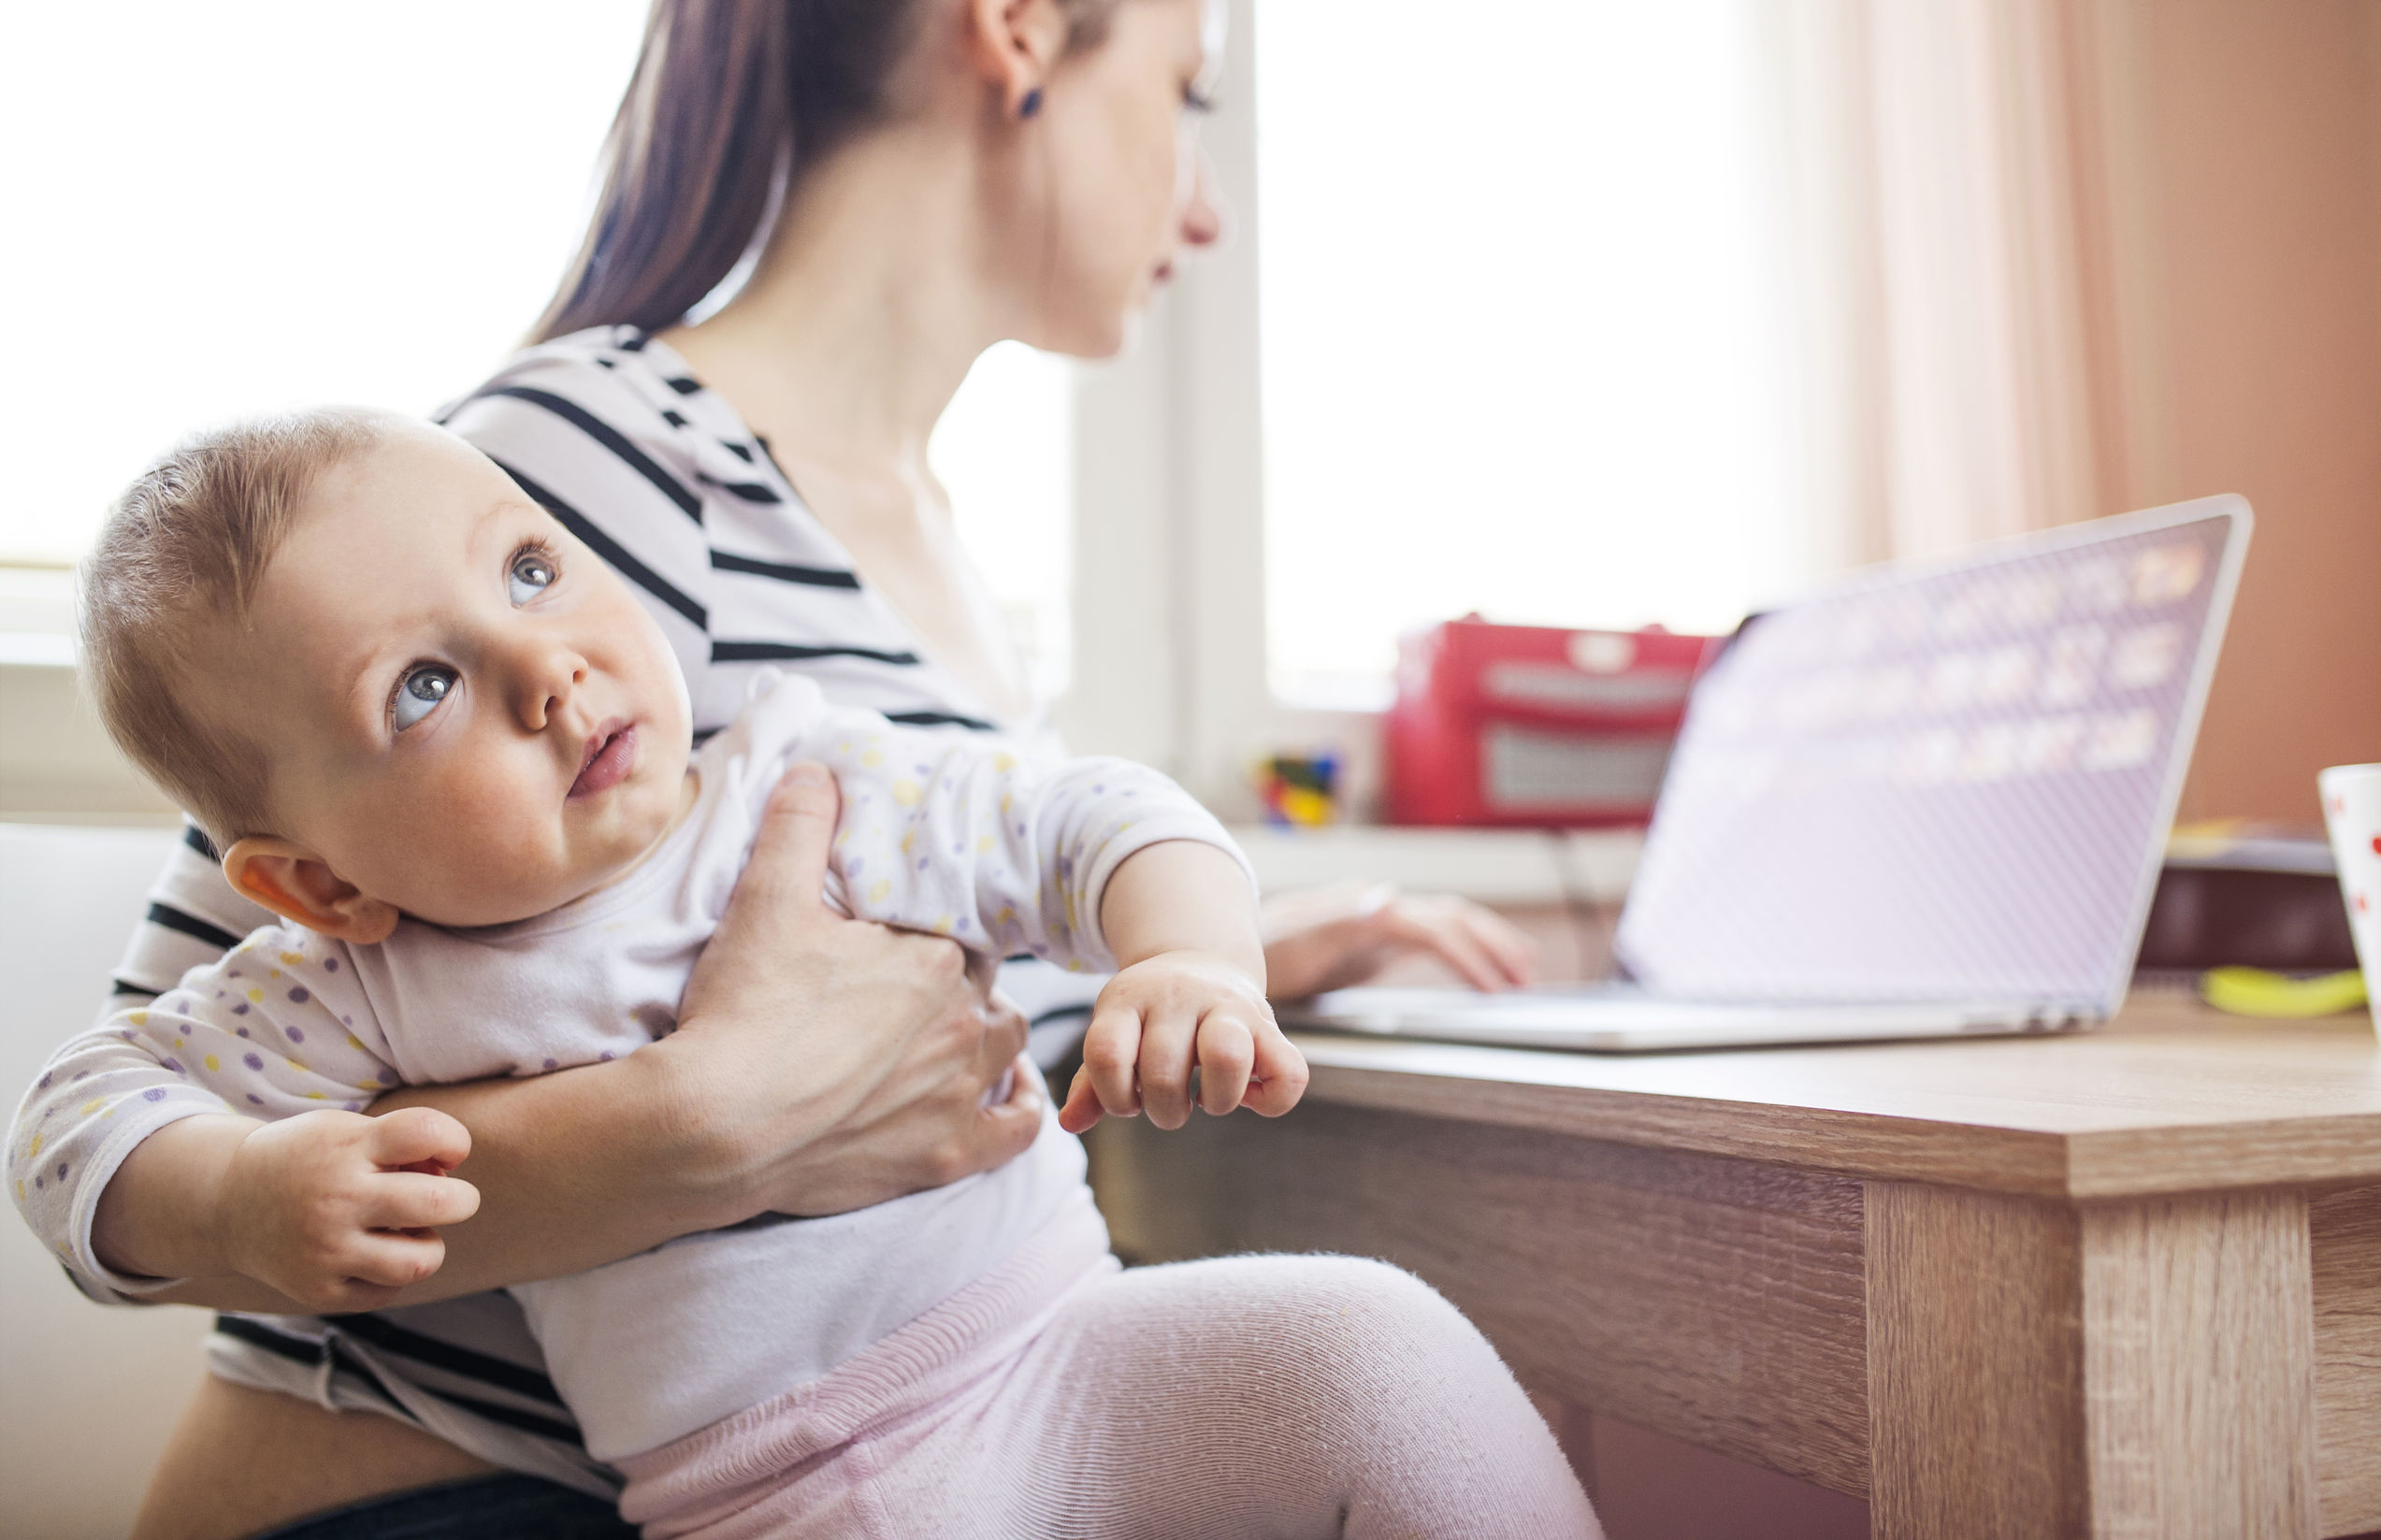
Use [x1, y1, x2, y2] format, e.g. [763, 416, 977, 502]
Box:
[79, 408, 397, 846]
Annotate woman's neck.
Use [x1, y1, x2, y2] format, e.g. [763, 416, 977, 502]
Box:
[663, 124, 1016, 486]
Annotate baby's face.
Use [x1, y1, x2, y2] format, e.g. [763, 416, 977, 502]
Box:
[202, 423, 694, 928]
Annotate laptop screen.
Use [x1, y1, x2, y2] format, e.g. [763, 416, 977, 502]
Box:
[1613, 499, 2248, 1007]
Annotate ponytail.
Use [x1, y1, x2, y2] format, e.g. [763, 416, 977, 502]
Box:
[530, 0, 929, 342]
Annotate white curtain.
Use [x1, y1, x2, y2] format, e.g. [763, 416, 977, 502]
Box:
[1763, 0, 2135, 570]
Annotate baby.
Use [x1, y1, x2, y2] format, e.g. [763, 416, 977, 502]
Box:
[11, 409, 1304, 1466]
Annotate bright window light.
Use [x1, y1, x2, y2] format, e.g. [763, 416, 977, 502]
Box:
[0, 2, 650, 563]
[933, 343, 1075, 700]
[2, 3, 1075, 699]
[1257, 0, 1799, 705]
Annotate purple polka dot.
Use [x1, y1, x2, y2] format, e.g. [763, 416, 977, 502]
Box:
[1093, 784, 1105, 795]
[142, 1087, 166, 1103]
[847, 856, 865, 876]
[227, 970, 241, 979]
[243, 1053, 264, 1072]
[917, 857, 930, 871]
[288, 986, 310, 1004]
[119, 1029, 136, 1042]
[32, 1175, 41, 1191]
[215, 990, 225, 999]
[233, 1004, 250, 1016]
[246, 1094, 264, 1105]
[345, 1101, 363, 1113]
[160, 1058, 182, 1074]
[284, 1026, 304, 1043]
[36, 1072, 51, 1091]
[323, 957, 339, 972]
[56, 1162, 68, 1181]
[377, 1069, 399, 1087]
[599, 1051, 615, 1062]
[342, 1015, 354, 1027]
[541, 1058, 558, 1071]
[237, 1028, 250, 1038]
[71, 1071, 87, 1083]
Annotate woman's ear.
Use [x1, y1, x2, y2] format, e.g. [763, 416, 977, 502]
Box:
[222, 837, 400, 945]
[966, 0, 1070, 117]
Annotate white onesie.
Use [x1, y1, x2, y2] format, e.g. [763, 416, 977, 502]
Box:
[8, 671, 1247, 1459]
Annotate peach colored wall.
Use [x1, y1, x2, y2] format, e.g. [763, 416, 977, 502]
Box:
[2126, 0, 2381, 822]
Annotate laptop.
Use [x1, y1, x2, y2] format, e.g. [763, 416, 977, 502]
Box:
[1287, 495, 2253, 1052]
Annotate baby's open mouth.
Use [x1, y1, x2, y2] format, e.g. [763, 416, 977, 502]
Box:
[570, 721, 637, 799]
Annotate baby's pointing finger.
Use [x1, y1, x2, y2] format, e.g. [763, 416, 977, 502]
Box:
[1194, 1013, 1255, 1116]
[1079, 1003, 1144, 1119]
[1136, 1004, 1201, 1131]
[365, 1171, 481, 1232]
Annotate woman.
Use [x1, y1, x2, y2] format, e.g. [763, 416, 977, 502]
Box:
[103, 1, 1545, 1534]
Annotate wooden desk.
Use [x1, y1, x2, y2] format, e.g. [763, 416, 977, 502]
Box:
[1087, 997, 2381, 1539]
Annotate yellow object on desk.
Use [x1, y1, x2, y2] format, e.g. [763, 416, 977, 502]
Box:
[2201, 965, 2370, 1017]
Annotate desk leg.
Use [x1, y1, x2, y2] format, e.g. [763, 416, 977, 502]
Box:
[1866, 1183, 2316, 1540]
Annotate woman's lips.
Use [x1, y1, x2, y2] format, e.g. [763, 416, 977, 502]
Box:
[570, 722, 637, 799]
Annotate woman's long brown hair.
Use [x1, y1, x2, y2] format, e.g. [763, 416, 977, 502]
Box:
[531, 0, 1117, 343]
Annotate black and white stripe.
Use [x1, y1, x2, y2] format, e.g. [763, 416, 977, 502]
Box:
[100, 324, 1043, 1487]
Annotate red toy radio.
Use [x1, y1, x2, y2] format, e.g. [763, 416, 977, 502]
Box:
[1385, 617, 1720, 828]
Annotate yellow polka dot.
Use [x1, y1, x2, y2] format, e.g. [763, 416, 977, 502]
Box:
[932, 915, 953, 933]
[1001, 793, 1014, 815]
[356, 1081, 381, 1092]
[892, 779, 921, 807]
[306, 1091, 325, 1100]
[1067, 960, 1086, 972]
[347, 1034, 365, 1052]
[287, 1057, 308, 1072]
[977, 835, 995, 854]
[100, 1108, 114, 1120]
[127, 1011, 148, 1027]
[26, 1134, 42, 1159]
[280, 951, 305, 966]
[204, 1055, 221, 1072]
[269, 969, 283, 980]
[13, 1180, 21, 1202]
[993, 753, 1017, 773]
[861, 750, 885, 770]
[247, 988, 263, 1003]
[173, 1037, 183, 1049]
[869, 879, 891, 905]
[79, 1099, 103, 1116]
[901, 829, 916, 855]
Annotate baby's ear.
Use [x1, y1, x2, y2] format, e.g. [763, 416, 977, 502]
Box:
[222, 838, 400, 945]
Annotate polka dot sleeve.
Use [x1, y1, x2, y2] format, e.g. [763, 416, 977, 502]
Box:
[7, 925, 397, 1302]
[793, 703, 1254, 973]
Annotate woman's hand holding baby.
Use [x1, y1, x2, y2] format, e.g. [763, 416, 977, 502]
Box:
[1060, 841, 1309, 1135]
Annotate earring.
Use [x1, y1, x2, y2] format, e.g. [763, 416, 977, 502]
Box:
[1019, 87, 1043, 120]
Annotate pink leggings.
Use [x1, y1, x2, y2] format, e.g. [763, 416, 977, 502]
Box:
[618, 1204, 1600, 1539]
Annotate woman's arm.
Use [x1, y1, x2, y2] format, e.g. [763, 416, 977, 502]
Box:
[93, 764, 1041, 1310]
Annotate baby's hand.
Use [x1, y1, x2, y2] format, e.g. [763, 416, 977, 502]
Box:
[217, 1106, 479, 1312]
[1059, 952, 1309, 1134]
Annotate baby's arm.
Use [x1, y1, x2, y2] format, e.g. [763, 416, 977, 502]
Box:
[9, 930, 475, 1312]
[795, 708, 1304, 1132]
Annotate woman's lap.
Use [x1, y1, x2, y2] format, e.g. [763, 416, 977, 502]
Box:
[249, 1475, 633, 1540]
[644, 1252, 1599, 1540]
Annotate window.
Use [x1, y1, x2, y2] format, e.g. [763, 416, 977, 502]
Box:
[935, 343, 1075, 700]
[1254, 0, 1800, 706]
[0, 2, 650, 562]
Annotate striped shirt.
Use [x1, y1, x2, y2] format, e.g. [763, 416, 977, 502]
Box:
[81, 325, 1085, 1494]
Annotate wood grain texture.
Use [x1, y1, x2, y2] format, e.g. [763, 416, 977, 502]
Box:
[1092, 1105, 1874, 1495]
[1867, 1182, 2089, 1537]
[2312, 1187, 2381, 1536]
[1285, 1000, 2381, 1198]
[2079, 1190, 2316, 1539]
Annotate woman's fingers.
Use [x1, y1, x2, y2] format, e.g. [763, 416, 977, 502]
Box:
[1193, 1011, 1256, 1115]
[744, 761, 844, 917]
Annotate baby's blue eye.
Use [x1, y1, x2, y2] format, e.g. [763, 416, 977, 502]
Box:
[509, 550, 556, 607]
[393, 664, 455, 731]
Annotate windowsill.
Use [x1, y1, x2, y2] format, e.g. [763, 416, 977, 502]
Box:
[1227, 823, 1640, 905]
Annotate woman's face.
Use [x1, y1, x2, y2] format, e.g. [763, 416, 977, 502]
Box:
[1022, 0, 1223, 356]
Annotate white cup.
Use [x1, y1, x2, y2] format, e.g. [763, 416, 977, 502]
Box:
[2320, 763, 2381, 1035]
